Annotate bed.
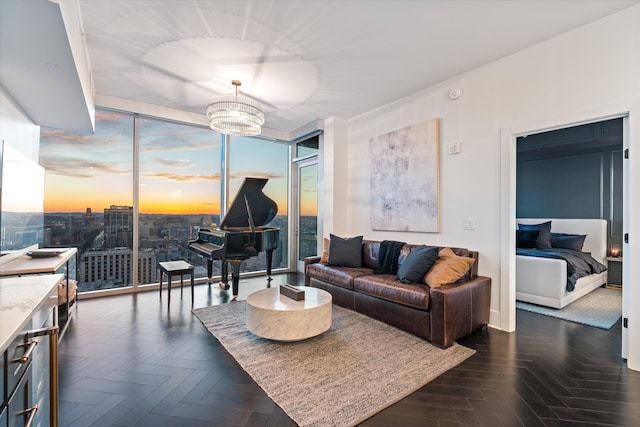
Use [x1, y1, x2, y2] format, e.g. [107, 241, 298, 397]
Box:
[515, 218, 608, 309]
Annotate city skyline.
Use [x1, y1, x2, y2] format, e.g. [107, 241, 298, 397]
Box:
[38, 109, 313, 216]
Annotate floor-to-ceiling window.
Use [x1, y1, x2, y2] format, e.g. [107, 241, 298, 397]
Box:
[293, 135, 319, 272]
[228, 136, 289, 274]
[40, 109, 133, 292]
[137, 116, 221, 283]
[40, 108, 294, 294]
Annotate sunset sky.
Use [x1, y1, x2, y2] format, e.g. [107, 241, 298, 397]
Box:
[39, 109, 311, 216]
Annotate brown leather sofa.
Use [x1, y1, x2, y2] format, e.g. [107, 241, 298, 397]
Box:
[304, 240, 491, 348]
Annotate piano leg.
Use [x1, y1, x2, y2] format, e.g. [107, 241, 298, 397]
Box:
[266, 249, 274, 281]
[206, 259, 213, 284]
[227, 259, 243, 297]
[220, 260, 230, 290]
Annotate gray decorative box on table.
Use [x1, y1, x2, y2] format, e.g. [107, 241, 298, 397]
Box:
[280, 284, 305, 300]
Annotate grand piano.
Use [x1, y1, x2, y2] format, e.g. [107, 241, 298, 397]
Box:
[187, 178, 280, 297]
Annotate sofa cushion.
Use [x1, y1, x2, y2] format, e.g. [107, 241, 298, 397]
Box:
[397, 245, 439, 283]
[328, 234, 363, 268]
[354, 275, 430, 310]
[306, 263, 372, 290]
[362, 240, 381, 270]
[424, 247, 475, 288]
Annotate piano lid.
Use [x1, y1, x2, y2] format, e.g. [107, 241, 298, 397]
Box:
[220, 177, 278, 229]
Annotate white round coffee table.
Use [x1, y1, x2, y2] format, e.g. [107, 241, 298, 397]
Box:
[246, 286, 332, 341]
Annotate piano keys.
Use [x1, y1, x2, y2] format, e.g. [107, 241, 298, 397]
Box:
[187, 177, 280, 296]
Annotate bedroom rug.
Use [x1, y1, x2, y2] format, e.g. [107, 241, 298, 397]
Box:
[516, 287, 622, 329]
[192, 302, 475, 427]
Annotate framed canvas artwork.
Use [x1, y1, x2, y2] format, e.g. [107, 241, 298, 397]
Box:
[370, 118, 440, 232]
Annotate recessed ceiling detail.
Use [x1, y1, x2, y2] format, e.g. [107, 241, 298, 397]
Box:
[5, 0, 636, 133]
[141, 37, 319, 112]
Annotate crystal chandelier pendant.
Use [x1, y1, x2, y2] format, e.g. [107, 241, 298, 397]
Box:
[206, 80, 265, 136]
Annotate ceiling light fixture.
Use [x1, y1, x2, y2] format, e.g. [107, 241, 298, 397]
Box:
[206, 80, 265, 136]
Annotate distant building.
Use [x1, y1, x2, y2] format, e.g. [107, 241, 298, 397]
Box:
[79, 247, 157, 291]
[104, 205, 132, 249]
[137, 248, 157, 285]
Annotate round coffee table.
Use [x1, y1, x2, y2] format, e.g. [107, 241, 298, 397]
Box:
[246, 287, 332, 341]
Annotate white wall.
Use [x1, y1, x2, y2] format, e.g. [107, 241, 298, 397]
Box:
[0, 88, 40, 161]
[323, 5, 640, 369]
[321, 117, 349, 238]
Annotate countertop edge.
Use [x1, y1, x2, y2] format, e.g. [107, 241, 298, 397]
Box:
[0, 273, 63, 353]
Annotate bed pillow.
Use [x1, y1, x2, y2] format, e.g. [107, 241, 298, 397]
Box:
[424, 247, 475, 288]
[551, 232, 587, 251]
[518, 221, 552, 249]
[397, 246, 439, 284]
[327, 234, 363, 268]
[516, 230, 539, 249]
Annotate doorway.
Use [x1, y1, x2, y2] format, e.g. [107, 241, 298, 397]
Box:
[295, 160, 318, 273]
[501, 113, 630, 358]
[516, 119, 623, 247]
[291, 134, 320, 273]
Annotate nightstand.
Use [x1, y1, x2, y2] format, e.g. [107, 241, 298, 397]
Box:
[606, 256, 623, 290]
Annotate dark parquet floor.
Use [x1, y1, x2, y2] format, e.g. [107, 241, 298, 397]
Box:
[58, 274, 640, 426]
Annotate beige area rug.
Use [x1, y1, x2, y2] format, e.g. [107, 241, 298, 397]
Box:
[516, 287, 622, 329]
[192, 302, 475, 427]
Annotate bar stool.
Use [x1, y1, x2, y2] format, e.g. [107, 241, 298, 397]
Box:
[158, 260, 195, 307]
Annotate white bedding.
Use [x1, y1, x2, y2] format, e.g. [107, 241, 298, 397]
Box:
[515, 218, 608, 309]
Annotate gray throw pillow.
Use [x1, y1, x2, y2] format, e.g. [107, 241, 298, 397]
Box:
[551, 232, 587, 251]
[327, 234, 363, 268]
[397, 245, 439, 284]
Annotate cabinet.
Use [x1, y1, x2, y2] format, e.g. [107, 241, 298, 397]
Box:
[606, 256, 623, 289]
[1, 275, 61, 427]
[7, 363, 32, 427]
[0, 248, 77, 337]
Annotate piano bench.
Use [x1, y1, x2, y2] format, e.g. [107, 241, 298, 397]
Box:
[158, 260, 195, 307]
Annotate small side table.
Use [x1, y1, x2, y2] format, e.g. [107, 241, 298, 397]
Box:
[605, 256, 623, 290]
[158, 260, 195, 307]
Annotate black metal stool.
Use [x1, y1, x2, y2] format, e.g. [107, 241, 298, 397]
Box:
[158, 260, 195, 307]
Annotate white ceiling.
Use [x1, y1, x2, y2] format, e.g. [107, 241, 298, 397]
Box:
[3, 0, 639, 135]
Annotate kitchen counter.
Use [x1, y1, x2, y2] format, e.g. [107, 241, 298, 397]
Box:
[0, 274, 62, 353]
[0, 248, 77, 276]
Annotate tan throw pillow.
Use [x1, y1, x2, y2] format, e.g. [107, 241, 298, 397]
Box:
[320, 237, 330, 263]
[424, 247, 475, 287]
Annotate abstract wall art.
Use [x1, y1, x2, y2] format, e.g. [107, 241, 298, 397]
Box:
[370, 118, 440, 232]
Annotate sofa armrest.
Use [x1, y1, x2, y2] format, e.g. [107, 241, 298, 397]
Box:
[467, 251, 479, 277]
[304, 256, 322, 286]
[304, 255, 321, 266]
[429, 275, 491, 348]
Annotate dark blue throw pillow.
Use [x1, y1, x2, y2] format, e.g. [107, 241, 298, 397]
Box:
[517, 230, 540, 249]
[551, 232, 587, 251]
[327, 234, 363, 268]
[518, 221, 552, 249]
[397, 245, 439, 284]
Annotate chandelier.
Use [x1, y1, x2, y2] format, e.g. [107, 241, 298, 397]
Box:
[206, 80, 265, 136]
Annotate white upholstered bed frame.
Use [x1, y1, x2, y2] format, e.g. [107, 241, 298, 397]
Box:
[516, 218, 608, 309]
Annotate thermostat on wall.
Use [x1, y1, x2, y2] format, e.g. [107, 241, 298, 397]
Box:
[449, 88, 463, 100]
[448, 141, 462, 154]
